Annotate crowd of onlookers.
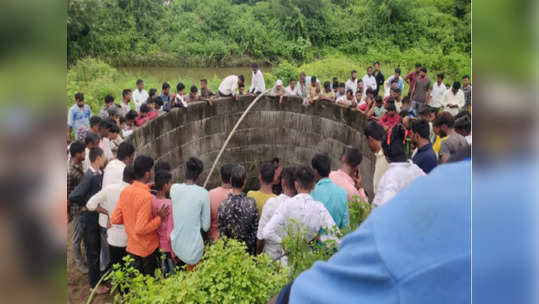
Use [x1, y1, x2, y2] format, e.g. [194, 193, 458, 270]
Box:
[66, 61, 471, 296]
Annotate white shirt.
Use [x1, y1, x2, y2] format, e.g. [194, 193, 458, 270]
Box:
[257, 194, 289, 260]
[119, 102, 131, 117]
[86, 182, 129, 247]
[262, 193, 338, 245]
[82, 147, 91, 173]
[132, 89, 149, 111]
[345, 78, 358, 94]
[373, 160, 426, 208]
[218, 75, 240, 96]
[373, 150, 390, 195]
[285, 85, 299, 96]
[362, 74, 377, 93]
[336, 95, 355, 106]
[465, 134, 472, 145]
[99, 138, 115, 162]
[430, 82, 447, 108]
[249, 70, 266, 93]
[173, 94, 188, 108]
[442, 89, 465, 116]
[96, 159, 126, 228]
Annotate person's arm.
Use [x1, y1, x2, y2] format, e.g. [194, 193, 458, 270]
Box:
[256, 200, 273, 253]
[68, 174, 91, 206]
[134, 196, 162, 235]
[86, 187, 107, 212]
[201, 192, 211, 232]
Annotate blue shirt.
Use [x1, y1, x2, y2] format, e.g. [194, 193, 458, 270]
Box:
[160, 93, 171, 111]
[311, 178, 349, 230]
[288, 161, 471, 303]
[67, 104, 91, 140]
[412, 142, 438, 173]
[170, 183, 211, 265]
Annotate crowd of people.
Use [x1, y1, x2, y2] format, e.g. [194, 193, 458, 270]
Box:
[66, 61, 471, 296]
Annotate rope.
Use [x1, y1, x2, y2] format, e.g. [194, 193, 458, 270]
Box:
[203, 90, 270, 188]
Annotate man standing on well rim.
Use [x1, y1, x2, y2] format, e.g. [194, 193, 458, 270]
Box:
[373, 62, 385, 96]
[249, 63, 266, 96]
[411, 67, 432, 115]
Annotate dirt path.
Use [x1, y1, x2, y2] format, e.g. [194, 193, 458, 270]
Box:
[67, 221, 114, 304]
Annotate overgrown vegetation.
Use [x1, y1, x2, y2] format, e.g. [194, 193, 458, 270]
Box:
[106, 199, 372, 303]
[68, 0, 470, 69]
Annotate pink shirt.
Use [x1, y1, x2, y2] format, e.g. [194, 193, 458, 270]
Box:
[329, 170, 368, 203]
[208, 186, 232, 240]
[151, 195, 174, 255]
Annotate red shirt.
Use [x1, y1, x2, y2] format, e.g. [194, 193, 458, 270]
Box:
[379, 113, 400, 129]
[405, 72, 418, 96]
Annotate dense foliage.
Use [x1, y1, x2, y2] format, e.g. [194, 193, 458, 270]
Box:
[106, 199, 372, 303]
[68, 0, 470, 69]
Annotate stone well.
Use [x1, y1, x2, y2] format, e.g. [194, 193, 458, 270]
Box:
[127, 95, 376, 197]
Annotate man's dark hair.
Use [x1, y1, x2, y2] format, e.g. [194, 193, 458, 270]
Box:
[323, 81, 331, 89]
[399, 109, 410, 118]
[252, 63, 259, 69]
[382, 124, 407, 162]
[155, 161, 171, 172]
[200, 78, 207, 84]
[367, 66, 373, 71]
[140, 104, 149, 113]
[374, 95, 383, 104]
[454, 110, 471, 121]
[402, 96, 411, 104]
[433, 111, 455, 128]
[119, 116, 126, 124]
[420, 67, 427, 73]
[351, 70, 357, 74]
[162, 82, 170, 90]
[455, 116, 471, 134]
[154, 170, 172, 191]
[437, 73, 444, 79]
[190, 85, 198, 93]
[311, 154, 331, 177]
[365, 121, 385, 141]
[149, 88, 158, 97]
[176, 82, 185, 92]
[239, 83, 245, 88]
[386, 103, 397, 112]
[90, 116, 102, 128]
[69, 141, 86, 157]
[185, 157, 203, 180]
[339, 82, 345, 88]
[289, 77, 296, 83]
[107, 106, 119, 117]
[411, 118, 430, 140]
[462, 75, 469, 80]
[259, 163, 275, 184]
[295, 166, 315, 190]
[122, 89, 131, 98]
[311, 76, 317, 83]
[104, 94, 114, 104]
[85, 131, 100, 145]
[386, 97, 396, 105]
[395, 67, 401, 74]
[272, 157, 279, 164]
[123, 165, 136, 183]
[89, 147, 104, 163]
[453, 81, 461, 90]
[134, 155, 154, 179]
[346, 89, 353, 95]
[391, 87, 401, 94]
[126, 110, 138, 121]
[415, 63, 422, 68]
[238, 75, 245, 83]
[117, 142, 135, 161]
[374, 61, 380, 65]
[231, 165, 247, 188]
[136, 79, 144, 85]
[109, 123, 120, 134]
[98, 119, 113, 132]
[75, 92, 84, 101]
[343, 147, 362, 168]
[220, 163, 234, 184]
[366, 88, 374, 95]
[156, 96, 164, 106]
[146, 97, 155, 104]
[418, 107, 432, 117]
[282, 166, 297, 195]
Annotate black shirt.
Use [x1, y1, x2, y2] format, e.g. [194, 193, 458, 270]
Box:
[374, 70, 385, 96]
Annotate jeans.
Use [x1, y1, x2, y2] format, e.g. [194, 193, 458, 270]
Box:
[411, 100, 425, 115]
[82, 211, 101, 287]
[163, 252, 176, 276]
[130, 250, 160, 277]
[109, 245, 127, 269]
[71, 213, 85, 265]
[99, 227, 110, 272]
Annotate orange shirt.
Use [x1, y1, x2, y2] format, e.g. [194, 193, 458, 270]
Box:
[111, 181, 161, 257]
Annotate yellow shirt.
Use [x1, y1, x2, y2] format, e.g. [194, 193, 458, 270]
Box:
[433, 135, 449, 154]
[247, 190, 276, 217]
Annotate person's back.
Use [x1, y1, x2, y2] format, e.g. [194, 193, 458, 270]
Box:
[440, 132, 468, 160]
[218, 193, 258, 254]
[247, 162, 276, 216]
[209, 186, 232, 240]
[170, 183, 210, 264]
[311, 180, 348, 230]
[287, 160, 470, 303]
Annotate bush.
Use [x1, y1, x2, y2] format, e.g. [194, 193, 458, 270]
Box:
[108, 239, 288, 303]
